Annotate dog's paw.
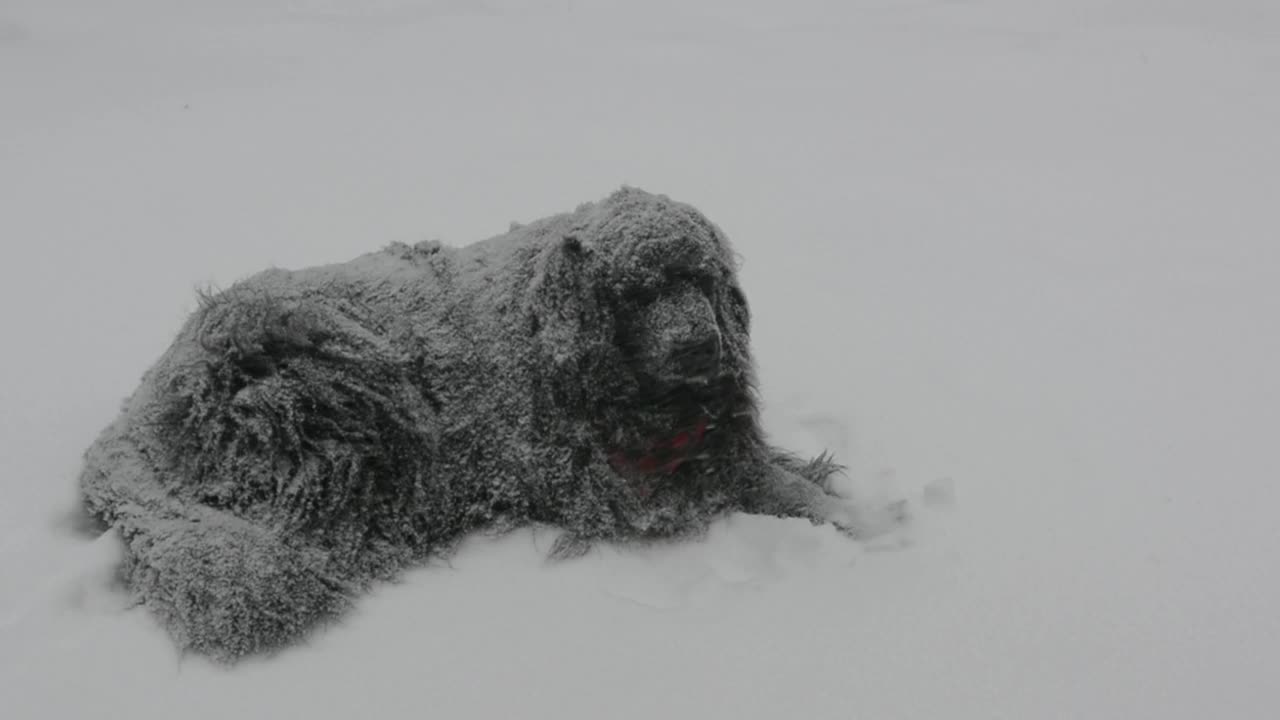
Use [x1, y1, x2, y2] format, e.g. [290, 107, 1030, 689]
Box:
[830, 499, 910, 542]
[125, 513, 353, 660]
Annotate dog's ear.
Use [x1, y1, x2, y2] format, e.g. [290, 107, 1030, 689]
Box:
[527, 234, 603, 366]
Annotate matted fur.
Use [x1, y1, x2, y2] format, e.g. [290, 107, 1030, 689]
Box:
[80, 188, 877, 660]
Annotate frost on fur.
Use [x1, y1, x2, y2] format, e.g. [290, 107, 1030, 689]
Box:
[80, 187, 866, 660]
[159, 289, 440, 558]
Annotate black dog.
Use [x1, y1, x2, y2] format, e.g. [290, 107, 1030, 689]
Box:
[80, 188, 897, 660]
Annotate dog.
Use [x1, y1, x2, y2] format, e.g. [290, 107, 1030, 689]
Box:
[79, 188, 898, 660]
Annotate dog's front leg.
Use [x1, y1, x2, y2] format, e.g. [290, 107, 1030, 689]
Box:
[744, 465, 905, 540]
[542, 456, 640, 560]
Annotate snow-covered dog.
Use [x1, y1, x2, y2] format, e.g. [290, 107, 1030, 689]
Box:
[80, 188, 888, 660]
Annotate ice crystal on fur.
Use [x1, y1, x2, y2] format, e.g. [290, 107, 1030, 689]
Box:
[80, 188, 865, 660]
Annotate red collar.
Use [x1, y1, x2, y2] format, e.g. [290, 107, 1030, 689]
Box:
[608, 417, 710, 491]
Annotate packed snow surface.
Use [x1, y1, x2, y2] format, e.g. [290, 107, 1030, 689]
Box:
[2, 1, 1278, 718]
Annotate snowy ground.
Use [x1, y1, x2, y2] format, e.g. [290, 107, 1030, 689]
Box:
[3, 1, 1279, 717]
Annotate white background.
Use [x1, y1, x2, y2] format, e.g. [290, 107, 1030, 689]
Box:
[2, 1, 1278, 718]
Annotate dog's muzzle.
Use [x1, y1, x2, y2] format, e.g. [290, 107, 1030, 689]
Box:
[671, 337, 722, 380]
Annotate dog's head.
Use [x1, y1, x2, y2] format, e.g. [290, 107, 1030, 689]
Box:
[527, 188, 759, 480]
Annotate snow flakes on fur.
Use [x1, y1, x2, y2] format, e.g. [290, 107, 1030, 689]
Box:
[79, 187, 861, 660]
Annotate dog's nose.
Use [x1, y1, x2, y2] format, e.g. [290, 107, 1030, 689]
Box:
[674, 337, 721, 378]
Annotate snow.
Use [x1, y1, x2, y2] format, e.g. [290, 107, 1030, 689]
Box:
[2, 0, 1278, 717]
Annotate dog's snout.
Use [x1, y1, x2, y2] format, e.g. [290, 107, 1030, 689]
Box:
[632, 283, 725, 383]
[674, 336, 721, 378]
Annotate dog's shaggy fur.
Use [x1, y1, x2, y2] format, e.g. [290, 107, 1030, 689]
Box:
[80, 188, 877, 660]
